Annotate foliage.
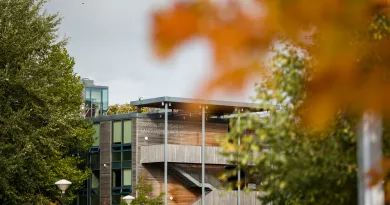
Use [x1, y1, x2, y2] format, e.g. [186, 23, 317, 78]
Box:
[152, 0, 390, 129]
[107, 103, 154, 115]
[219, 45, 390, 204]
[0, 0, 93, 204]
[152, 1, 390, 201]
[120, 174, 164, 205]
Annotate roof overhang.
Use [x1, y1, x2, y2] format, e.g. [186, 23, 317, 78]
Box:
[130, 96, 263, 115]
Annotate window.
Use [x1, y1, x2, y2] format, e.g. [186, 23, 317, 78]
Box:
[113, 121, 122, 144]
[85, 88, 92, 117]
[123, 169, 132, 186]
[102, 89, 108, 114]
[112, 195, 121, 205]
[91, 88, 102, 117]
[90, 196, 99, 205]
[112, 152, 121, 162]
[123, 120, 132, 144]
[113, 120, 132, 145]
[92, 124, 100, 146]
[90, 153, 99, 165]
[112, 169, 122, 187]
[123, 151, 131, 161]
[91, 170, 99, 189]
[79, 196, 87, 205]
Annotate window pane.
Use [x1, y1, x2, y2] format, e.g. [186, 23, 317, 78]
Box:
[79, 196, 87, 205]
[85, 88, 91, 117]
[123, 120, 132, 144]
[113, 121, 122, 144]
[112, 169, 122, 187]
[123, 169, 132, 186]
[90, 153, 100, 164]
[112, 152, 121, 162]
[90, 196, 99, 205]
[112, 195, 121, 205]
[92, 124, 100, 146]
[91, 88, 102, 117]
[123, 151, 131, 161]
[91, 171, 99, 188]
[102, 89, 108, 114]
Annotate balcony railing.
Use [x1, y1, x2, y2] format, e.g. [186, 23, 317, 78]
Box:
[140, 144, 233, 165]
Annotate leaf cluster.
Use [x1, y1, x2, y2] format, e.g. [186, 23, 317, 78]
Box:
[0, 0, 93, 204]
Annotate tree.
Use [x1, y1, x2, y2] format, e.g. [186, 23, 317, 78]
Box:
[0, 0, 93, 204]
[152, 0, 390, 127]
[120, 174, 164, 205]
[151, 0, 390, 203]
[107, 104, 154, 115]
[219, 45, 390, 204]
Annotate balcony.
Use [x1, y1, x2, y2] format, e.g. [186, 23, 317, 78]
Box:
[140, 144, 233, 165]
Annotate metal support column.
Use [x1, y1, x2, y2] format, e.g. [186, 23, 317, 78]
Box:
[164, 102, 168, 205]
[61, 191, 65, 205]
[358, 111, 384, 205]
[202, 105, 206, 205]
[237, 108, 241, 205]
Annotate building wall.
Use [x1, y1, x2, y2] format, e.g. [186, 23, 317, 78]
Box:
[133, 118, 229, 205]
[99, 121, 112, 205]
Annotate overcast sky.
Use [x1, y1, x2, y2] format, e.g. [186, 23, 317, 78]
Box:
[44, 0, 256, 105]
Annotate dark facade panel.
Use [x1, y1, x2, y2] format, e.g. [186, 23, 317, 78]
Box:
[100, 121, 111, 205]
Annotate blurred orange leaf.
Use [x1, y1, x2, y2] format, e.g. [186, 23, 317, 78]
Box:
[152, 0, 390, 128]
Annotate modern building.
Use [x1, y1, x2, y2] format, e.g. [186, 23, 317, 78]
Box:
[74, 96, 263, 205]
[81, 78, 109, 117]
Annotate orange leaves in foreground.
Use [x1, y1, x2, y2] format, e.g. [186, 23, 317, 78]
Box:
[152, 0, 390, 129]
[153, 0, 274, 95]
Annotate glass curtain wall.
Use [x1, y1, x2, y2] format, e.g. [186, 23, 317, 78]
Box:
[112, 120, 132, 205]
[84, 87, 108, 117]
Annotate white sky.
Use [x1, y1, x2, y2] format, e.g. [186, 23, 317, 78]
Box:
[44, 0, 256, 105]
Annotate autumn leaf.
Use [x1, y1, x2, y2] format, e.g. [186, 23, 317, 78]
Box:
[152, 0, 390, 129]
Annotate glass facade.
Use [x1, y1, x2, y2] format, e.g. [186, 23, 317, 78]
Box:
[85, 87, 108, 117]
[112, 120, 132, 205]
[92, 124, 100, 147]
[74, 120, 132, 205]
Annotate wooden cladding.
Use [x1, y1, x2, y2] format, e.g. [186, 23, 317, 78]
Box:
[191, 190, 261, 205]
[140, 144, 232, 165]
[133, 118, 230, 204]
[136, 118, 228, 147]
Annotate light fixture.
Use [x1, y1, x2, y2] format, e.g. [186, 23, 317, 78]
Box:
[170, 196, 174, 200]
[122, 195, 135, 205]
[55, 179, 72, 205]
[162, 102, 164, 106]
[55, 179, 72, 192]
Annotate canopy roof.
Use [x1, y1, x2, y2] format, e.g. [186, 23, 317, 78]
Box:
[130, 96, 263, 115]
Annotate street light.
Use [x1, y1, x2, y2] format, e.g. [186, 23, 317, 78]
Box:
[122, 195, 135, 205]
[55, 179, 72, 205]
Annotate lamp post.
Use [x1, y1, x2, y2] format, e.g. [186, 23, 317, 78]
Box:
[122, 195, 135, 205]
[55, 179, 72, 205]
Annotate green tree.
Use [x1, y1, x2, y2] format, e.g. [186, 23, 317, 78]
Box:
[107, 104, 154, 115]
[120, 174, 163, 205]
[0, 0, 93, 204]
[220, 44, 390, 204]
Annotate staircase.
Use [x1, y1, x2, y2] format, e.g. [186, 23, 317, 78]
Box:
[167, 164, 216, 191]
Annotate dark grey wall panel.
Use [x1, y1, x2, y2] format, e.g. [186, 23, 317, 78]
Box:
[100, 121, 111, 205]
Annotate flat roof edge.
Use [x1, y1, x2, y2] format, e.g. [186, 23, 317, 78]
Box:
[130, 96, 261, 109]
